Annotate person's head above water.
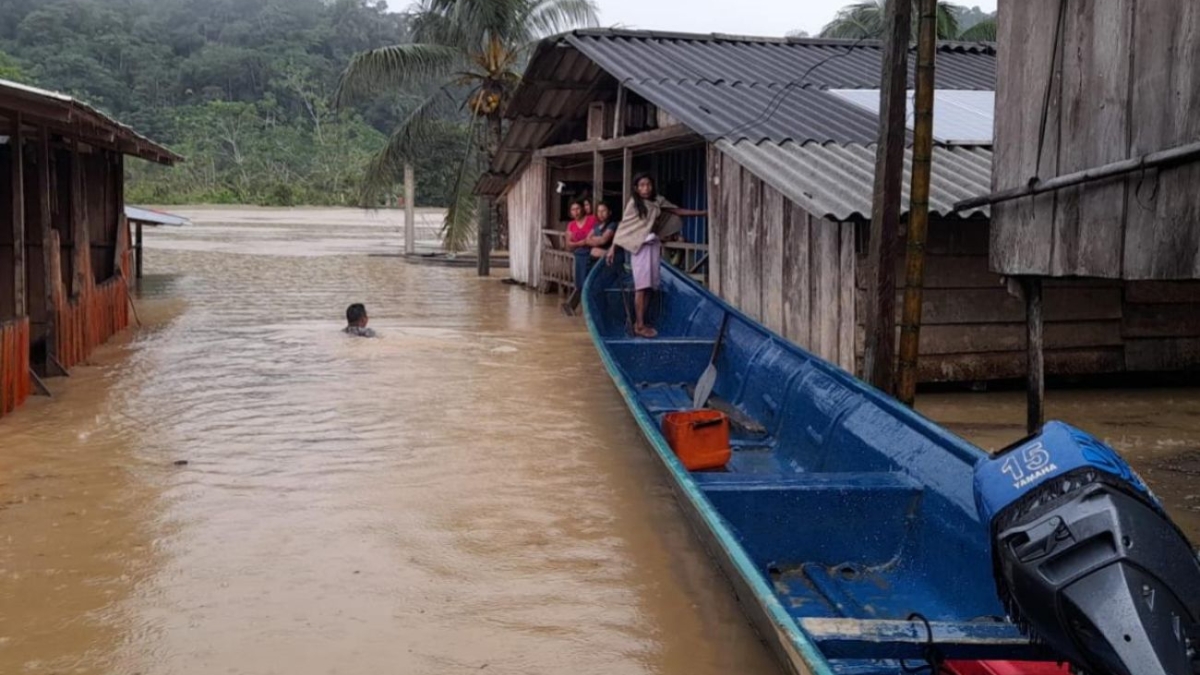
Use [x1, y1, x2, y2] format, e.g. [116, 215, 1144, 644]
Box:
[346, 303, 368, 328]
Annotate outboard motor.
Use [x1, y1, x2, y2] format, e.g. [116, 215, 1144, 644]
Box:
[974, 421, 1200, 675]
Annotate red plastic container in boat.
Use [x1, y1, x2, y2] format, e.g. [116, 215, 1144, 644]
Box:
[661, 410, 731, 471]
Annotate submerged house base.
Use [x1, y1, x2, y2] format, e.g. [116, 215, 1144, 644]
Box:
[0, 78, 178, 419]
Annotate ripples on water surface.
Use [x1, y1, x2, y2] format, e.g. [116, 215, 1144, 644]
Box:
[1, 206, 1197, 675]
[0, 208, 778, 675]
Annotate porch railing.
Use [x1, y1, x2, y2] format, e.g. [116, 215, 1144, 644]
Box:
[539, 228, 709, 293]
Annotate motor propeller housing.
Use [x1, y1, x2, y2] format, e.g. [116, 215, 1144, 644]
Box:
[974, 422, 1200, 675]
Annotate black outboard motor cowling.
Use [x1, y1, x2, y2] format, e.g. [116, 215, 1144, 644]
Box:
[974, 422, 1200, 675]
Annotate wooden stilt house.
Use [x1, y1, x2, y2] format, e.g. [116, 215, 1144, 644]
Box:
[0, 78, 180, 418]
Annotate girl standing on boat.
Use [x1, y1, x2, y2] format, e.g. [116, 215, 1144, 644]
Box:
[608, 174, 706, 339]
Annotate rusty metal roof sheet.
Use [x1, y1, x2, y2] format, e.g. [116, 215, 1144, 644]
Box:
[715, 140, 993, 220]
[0, 78, 181, 164]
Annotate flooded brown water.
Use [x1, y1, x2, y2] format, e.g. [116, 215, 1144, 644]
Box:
[1, 207, 1197, 675]
[0, 207, 779, 675]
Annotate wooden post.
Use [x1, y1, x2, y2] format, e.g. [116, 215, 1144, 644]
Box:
[592, 149, 604, 207]
[897, 0, 937, 407]
[70, 144, 88, 296]
[613, 85, 627, 138]
[622, 147, 632, 212]
[11, 112, 26, 317]
[403, 163, 416, 256]
[39, 127, 55, 370]
[860, 0, 912, 396]
[476, 196, 492, 276]
[135, 221, 144, 278]
[1024, 277, 1045, 434]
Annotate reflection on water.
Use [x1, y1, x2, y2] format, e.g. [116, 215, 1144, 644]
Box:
[2, 206, 1197, 675]
[0, 208, 779, 675]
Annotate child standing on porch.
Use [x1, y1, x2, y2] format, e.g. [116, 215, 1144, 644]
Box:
[607, 174, 706, 339]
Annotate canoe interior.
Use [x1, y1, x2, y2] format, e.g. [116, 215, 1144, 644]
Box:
[584, 263, 1045, 675]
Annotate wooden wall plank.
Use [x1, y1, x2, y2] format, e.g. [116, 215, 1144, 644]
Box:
[1125, 338, 1200, 371]
[1122, 303, 1200, 338]
[812, 220, 840, 362]
[857, 286, 1123, 325]
[990, 0, 1061, 275]
[11, 117, 25, 317]
[783, 206, 812, 350]
[1125, 281, 1200, 304]
[918, 348, 1124, 383]
[857, 255, 999, 290]
[739, 173, 763, 321]
[761, 183, 786, 334]
[1051, 0, 1132, 278]
[707, 145, 722, 296]
[1122, 0, 1184, 278]
[721, 155, 742, 307]
[838, 221, 856, 372]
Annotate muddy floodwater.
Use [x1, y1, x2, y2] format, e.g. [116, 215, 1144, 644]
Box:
[1, 207, 1198, 675]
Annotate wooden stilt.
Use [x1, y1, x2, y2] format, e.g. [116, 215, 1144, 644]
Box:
[135, 221, 143, 278]
[622, 147, 632, 212]
[403, 163, 416, 255]
[861, 0, 912, 396]
[12, 112, 26, 317]
[476, 196, 492, 277]
[1024, 277, 1045, 434]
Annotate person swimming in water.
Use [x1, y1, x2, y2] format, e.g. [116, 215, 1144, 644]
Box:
[344, 303, 377, 337]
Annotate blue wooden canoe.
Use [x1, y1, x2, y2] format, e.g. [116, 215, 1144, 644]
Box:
[582, 261, 1057, 675]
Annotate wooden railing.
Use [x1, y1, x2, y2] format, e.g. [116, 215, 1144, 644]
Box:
[0, 316, 31, 417]
[539, 228, 709, 292]
[540, 229, 574, 293]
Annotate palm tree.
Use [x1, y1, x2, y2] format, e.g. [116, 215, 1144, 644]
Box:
[819, 0, 962, 40]
[336, 0, 599, 253]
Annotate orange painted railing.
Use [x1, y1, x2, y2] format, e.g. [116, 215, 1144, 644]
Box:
[0, 316, 31, 418]
[54, 277, 129, 372]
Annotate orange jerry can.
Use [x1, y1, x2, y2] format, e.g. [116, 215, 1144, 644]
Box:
[661, 410, 732, 471]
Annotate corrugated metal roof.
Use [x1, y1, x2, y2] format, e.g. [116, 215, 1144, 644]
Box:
[0, 78, 181, 164]
[125, 206, 190, 226]
[830, 89, 995, 145]
[715, 140, 992, 221]
[565, 30, 995, 92]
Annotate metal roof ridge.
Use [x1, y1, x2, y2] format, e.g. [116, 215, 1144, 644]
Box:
[564, 29, 994, 54]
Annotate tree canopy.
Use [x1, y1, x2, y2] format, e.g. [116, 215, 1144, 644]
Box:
[819, 1, 997, 41]
[0, 0, 470, 206]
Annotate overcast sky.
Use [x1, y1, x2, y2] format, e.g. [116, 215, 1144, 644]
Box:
[594, 0, 998, 38]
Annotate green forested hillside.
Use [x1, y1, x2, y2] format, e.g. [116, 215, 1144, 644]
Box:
[0, 0, 468, 206]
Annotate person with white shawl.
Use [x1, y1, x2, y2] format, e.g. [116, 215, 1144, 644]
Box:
[606, 173, 707, 338]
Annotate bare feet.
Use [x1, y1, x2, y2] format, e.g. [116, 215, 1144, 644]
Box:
[634, 325, 658, 339]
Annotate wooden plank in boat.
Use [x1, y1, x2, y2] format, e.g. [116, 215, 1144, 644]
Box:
[799, 617, 1054, 661]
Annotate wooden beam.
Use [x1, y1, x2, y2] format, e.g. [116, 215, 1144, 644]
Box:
[1025, 277, 1045, 434]
[38, 127, 55, 368]
[613, 85, 627, 138]
[860, 0, 912, 395]
[621, 146, 632, 213]
[592, 149, 603, 205]
[534, 125, 697, 159]
[70, 143, 88, 296]
[12, 112, 26, 317]
[958, 139, 1200, 213]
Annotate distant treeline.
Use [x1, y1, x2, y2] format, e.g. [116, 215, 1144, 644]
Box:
[0, 0, 468, 206]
